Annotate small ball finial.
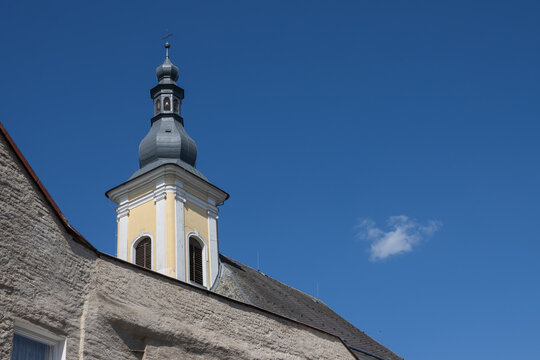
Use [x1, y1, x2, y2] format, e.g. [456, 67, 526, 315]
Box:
[162, 31, 173, 58]
[156, 32, 179, 84]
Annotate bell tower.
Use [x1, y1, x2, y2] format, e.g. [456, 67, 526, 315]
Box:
[106, 41, 229, 289]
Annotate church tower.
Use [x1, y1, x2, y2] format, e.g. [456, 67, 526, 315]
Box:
[106, 42, 229, 289]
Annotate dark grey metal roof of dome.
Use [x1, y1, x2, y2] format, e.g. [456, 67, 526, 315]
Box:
[130, 158, 207, 181]
[137, 116, 198, 169]
[133, 42, 204, 180]
[156, 42, 179, 84]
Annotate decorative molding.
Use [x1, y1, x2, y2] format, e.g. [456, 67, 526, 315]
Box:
[207, 209, 219, 219]
[154, 181, 169, 203]
[110, 170, 220, 217]
[116, 207, 130, 220]
[154, 192, 167, 202]
[106, 164, 228, 206]
[175, 184, 187, 203]
[125, 191, 153, 210]
[183, 190, 218, 214]
[116, 194, 130, 220]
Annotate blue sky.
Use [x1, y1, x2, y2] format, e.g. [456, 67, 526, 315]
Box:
[2, 1, 539, 358]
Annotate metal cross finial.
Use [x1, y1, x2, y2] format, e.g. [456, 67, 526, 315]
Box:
[162, 30, 174, 43]
[162, 30, 174, 57]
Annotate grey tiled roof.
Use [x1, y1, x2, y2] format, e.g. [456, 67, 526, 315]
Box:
[213, 255, 403, 360]
[129, 158, 208, 181]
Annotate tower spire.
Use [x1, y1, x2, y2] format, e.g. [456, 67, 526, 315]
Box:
[106, 42, 229, 288]
[155, 32, 179, 85]
[131, 38, 204, 181]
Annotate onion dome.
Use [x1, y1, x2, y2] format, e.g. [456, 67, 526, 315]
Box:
[129, 41, 206, 181]
[156, 43, 179, 84]
[138, 120, 197, 168]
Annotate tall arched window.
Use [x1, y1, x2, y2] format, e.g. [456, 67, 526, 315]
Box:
[155, 99, 161, 114]
[135, 237, 151, 269]
[173, 98, 179, 114]
[164, 97, 171, 111]
[189, 237, 203, 285]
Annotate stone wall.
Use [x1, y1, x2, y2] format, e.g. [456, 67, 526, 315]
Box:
[0, 130, 97, 359]
[0, 129, 355, 359]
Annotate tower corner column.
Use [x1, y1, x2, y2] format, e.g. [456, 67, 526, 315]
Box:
[207, 206, 219, 287]
[154, 180, 167, 274]
[175, 181, 187, 281]
[116, 197, 130, 261]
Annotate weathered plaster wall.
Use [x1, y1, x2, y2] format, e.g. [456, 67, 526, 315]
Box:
[0, 132, 97, 359]
[0, 131, 355, 359]
[82, 257, 354, 360]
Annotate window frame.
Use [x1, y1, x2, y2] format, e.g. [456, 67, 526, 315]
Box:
[186, 233, 207, 288]
[12, 319, 66, 360]
[131, 234, 153, 270]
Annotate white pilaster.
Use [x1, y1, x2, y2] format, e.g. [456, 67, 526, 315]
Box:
[207, 206, 219, 287]
[154, 180, 167, 274]
[175, 181, 187, 281]
[116, 195, 129, 261]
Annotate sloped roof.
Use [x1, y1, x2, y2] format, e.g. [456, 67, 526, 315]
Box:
[214, 255, 403, 360]
[1, 121, 401, 359]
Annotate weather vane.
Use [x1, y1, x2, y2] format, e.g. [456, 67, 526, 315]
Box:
[162, 30, 174, 57]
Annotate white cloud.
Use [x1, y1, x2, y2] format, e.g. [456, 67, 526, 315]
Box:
[356, 215, 441, 261]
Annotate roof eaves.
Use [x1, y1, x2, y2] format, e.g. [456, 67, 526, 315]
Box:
[349, 346, 400, 360]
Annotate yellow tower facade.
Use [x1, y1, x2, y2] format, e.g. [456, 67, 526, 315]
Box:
[106, 42, 228, 288]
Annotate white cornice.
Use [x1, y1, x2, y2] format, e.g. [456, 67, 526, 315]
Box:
[207, 209, 219, 219]
[154, 182, 168, 202]
[116, 208, 130, 220]
[175, 189, 187, 203]
[107, 164, 228, 206]
[184, 190, 218, 214]
[111, 167, 220, 215]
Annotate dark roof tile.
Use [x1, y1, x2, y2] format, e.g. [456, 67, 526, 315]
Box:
[214, 254, 402, 360]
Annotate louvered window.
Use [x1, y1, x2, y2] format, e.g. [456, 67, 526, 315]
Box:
[135, 238, 151, 269]
[189, 238, 203, 285]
